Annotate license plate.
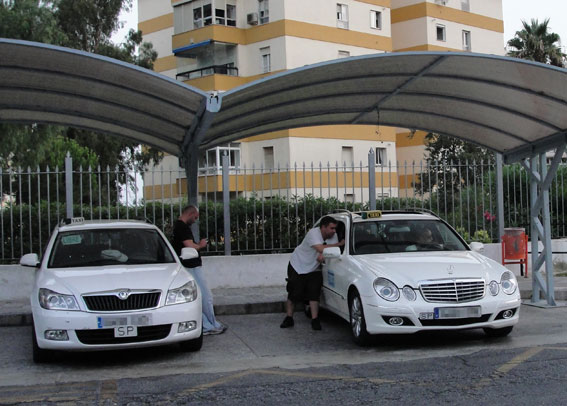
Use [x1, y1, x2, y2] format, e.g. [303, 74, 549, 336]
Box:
[97, 314, 151, 328]
[114, 325, 138, 338]
[434, 306, 481, 319]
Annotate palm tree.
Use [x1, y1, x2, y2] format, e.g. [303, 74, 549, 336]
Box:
[507, 18, 565, 67]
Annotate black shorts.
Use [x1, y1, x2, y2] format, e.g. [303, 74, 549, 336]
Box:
[286, 262, 323, 302]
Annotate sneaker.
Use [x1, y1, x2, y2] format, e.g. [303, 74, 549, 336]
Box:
[311, 318, 321, 331]
[204, 323, 227, 335]
[280, 316, 294, 328]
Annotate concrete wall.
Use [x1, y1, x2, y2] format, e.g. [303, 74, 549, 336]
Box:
[5, 239, 567, 303]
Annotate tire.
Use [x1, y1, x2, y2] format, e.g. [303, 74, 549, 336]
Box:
[32, 322, 56, 363]
[348, 290, 371, 346]
[179, 330, 203, 352]
[483, 326, 513, 338]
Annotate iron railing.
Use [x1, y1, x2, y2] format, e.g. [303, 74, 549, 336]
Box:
[2, 156, 567, 263]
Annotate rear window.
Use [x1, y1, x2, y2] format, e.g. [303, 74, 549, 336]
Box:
[48, 228, 176, 268]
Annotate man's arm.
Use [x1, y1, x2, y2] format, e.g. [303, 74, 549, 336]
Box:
[183, 239, 207, 250]
[311, 239, 345, 254]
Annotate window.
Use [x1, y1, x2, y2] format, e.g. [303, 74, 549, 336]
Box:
[436, 24, 446, 41]
[461, 0, 470, 12]
[203, 3, 213, 26]
[263, 146, 274, 169]
[370, 10, 382, 30]
[215, 8, 225, 25]
[336, 3, 349, 29]
[259, 0, 269, 24]
[462, 30, 471, 51]
[338, 50, 350, 58]
[341, 146, 354, 165]
[376, 147, 387, 166]
[227, 4, 236, 26]
[260, 46, 271, 73]
[193, 7, 203, 28]
[344, 193, 355, 204]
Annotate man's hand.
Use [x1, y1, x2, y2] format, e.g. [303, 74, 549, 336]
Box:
[338, 239, 345, 247]
[317, 253, 325, 263]
[198, 239, 207, 249]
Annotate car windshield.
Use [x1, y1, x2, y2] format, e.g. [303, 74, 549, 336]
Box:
[351, 219, 468, 255]
[48, 228, 176, 268]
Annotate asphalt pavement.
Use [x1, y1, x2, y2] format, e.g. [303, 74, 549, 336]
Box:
[1, 276, 567, 327]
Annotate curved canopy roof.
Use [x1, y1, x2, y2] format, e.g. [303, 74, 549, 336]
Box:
[2, 38, 567, 163]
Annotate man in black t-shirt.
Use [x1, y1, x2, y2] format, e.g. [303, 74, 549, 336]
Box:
[173, 205, 226, 335]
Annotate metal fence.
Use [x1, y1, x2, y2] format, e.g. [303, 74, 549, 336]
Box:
[2, 154, 567, 263]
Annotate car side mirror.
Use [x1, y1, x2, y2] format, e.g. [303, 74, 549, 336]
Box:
[469, 242, 484, 253]
[180, 247, 199, 260]
[20, 253, 40, 267]
[323, 246, 341, 259]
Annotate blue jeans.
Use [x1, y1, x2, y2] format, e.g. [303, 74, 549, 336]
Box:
[185, 266, 222, 332]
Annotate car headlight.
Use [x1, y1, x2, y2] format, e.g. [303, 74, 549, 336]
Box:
[488, 280, 499, 296]
[166, 280, 198, 305]
[402, 286, 416, 301]
[39, 288, 80, 311]
[501, 271, 518, 295]
[373, 278, 400, 301]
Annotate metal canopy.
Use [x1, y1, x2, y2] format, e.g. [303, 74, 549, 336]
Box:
[2, 39, 567, 164]
[207, 52, 567, 163]
[0, 39, 208, 156]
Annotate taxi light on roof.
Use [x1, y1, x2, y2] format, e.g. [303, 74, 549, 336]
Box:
[64, 217, 85, 225]
[362, 210, 382, 219]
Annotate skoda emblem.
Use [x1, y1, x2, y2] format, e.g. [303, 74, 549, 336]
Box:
[447, 265, 454, 275]
[117, 290, 130, 300]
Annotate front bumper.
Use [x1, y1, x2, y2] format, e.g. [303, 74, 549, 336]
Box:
[361, 292, 521, 335]
[32, 300, 202, 351]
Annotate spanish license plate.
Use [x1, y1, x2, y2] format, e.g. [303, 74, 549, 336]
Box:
[434, 306, 481, 319]
[114, 325, 138, 338]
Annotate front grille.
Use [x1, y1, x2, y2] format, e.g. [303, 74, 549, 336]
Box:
[83, 292, 161, 311]
[420, 279, 485, 303]
[420, 314, 491, 326]
[76, 324, 172, 345]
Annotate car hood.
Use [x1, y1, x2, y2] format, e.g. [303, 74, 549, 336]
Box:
[351, 251, 504, 286]
[37, 263, 187, 296]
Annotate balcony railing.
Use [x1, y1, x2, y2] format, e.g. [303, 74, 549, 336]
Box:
[176, 64, 238, 80]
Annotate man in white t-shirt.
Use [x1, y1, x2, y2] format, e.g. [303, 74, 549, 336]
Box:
[280, 216, 344, 330]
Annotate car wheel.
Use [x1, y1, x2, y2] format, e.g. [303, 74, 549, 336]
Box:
[32, 322, 56, 363]
[179, 330, 203, 352]
[483, 326, 513, 338]
[349, 290, 371, 346]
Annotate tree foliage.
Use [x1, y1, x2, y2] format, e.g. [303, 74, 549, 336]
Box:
[507, 18, 565, 67]
[414, 133, 494, 198]
[0, 0, 161, 202]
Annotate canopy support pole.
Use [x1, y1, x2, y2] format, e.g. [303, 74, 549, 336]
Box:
[521, 142, 566, 307]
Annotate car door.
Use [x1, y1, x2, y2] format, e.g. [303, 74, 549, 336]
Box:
[322, 219, 351, 320]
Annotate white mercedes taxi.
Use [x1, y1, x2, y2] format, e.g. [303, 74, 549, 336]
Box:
[320, 210, 521, 345]
[20, 218, 203, 362]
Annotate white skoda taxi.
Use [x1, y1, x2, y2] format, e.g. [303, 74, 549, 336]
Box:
[20, 218, 202, 362]
[320, 210, 521, 345]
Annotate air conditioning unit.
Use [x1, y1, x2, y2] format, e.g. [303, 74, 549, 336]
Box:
[247, 12, 258, 25]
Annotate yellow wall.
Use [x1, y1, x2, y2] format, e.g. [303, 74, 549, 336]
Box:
[240, 125, 397, 143]
[396, 130, 428, 147]
[391, 3, 503, 32]
[172, 20, 391, 52]
[143, 170, 398, 198]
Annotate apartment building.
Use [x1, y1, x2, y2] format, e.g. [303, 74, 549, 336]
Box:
[139, 0, 504, 202]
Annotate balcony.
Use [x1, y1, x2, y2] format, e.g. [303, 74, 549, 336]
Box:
[176, 64, 239, 80]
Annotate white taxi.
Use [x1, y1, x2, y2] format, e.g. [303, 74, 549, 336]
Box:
[320, 210, 521, 345]
[20, 218, 203, 362]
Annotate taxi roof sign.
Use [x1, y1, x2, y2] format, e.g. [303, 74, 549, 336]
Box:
[361, 210, 382, 219]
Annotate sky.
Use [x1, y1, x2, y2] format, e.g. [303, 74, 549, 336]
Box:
[111, 1, 567, 50]
[502, 0, 567, 51]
